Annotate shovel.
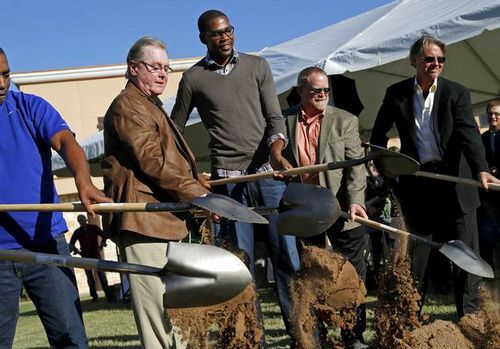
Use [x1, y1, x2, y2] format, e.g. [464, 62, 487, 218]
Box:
[340, 212, 494, 278]
[277, 183, 340, 237]
[0, 184, 340, 238]
[0, 242, 252, 308]
[0, 193, 268, 225]
[414, 171, 500, 191]
[208, 143, 419, 186]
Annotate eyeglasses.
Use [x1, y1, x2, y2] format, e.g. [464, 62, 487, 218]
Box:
[309, 87, 331, 95]
[139, 61, 173, 75]
[205, 26, 234, 39]
[422, 56, 446, 64]
[488, 111, 500, 117]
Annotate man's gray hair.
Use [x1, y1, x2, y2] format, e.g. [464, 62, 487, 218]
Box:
[409, 35, 447, 59]
[297, 67, 327, 87]
[126, 36, 167, 79]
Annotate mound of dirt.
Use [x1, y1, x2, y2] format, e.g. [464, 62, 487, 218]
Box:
[408, 287, 500, 349]
[410, 319, 474, 349]
[290, 246, 366, 348]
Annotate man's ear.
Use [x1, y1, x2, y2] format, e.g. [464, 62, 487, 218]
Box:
[409, 56, 416, 68]
[129, 63, 139, 77]
[199, 33, 207, 45]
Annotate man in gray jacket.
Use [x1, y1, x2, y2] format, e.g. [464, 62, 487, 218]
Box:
[282, 67, 368, 349]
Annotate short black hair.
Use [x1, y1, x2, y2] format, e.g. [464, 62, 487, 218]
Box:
[0, 47, 5, 55]
[197, 9, 228, 33]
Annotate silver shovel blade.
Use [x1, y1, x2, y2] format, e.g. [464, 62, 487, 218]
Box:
[439, 240, 494, 278]
[192, 194, 268, 224]
[161, 242, 252, 308]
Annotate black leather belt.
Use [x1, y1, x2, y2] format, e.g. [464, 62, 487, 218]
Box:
[420, 160, 446, 172]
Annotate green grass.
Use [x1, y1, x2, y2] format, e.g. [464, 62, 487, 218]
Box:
[14, 288, 457, 348]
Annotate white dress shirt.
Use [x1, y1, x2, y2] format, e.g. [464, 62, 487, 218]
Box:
[413, 78, 442, 164]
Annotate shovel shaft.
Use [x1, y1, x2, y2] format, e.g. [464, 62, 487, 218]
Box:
[208, 145, 419, 186]
[340, 212, 441, 248]
[0, 202, 194, 213]
[0, 249, 162, 276]
[208, 158, 372, 186]
[415, 171, 500, 191]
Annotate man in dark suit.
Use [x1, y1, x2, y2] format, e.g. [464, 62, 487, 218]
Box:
[478, 100, 500, 273]
[370, 35, 499, 318]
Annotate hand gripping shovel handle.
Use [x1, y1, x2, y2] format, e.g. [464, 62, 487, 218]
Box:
[415, 171, 500, 191]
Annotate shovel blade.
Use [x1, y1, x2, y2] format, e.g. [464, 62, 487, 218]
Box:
[192, 194, 268, 224]
[161, 242, 252, 308]
[366, 143, 420, 177]
[439, 240, 494, 278]
[277, 183, 340, 237]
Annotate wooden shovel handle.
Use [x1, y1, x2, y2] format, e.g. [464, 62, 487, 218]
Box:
[340, 211, 442, 248]
[415, 171, 500, 191]
[340, 212, 410, 238]
[208, 163, 330, 186]
[0, 202, 193, 213]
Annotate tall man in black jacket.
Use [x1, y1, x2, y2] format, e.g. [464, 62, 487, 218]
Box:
[370, 35, 499, 318]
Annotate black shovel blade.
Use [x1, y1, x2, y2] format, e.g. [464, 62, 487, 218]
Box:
[161, 242, 252, 308]
[277, 183, 340, 237]
[365, 143, 420, 177]
[439, 240, 494, 278]
[192, 194, 268, 224]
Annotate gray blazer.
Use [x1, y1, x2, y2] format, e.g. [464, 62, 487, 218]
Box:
[283, 105, 366, 230]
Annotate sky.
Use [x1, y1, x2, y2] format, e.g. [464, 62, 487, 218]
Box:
[3, 0, 394, 73]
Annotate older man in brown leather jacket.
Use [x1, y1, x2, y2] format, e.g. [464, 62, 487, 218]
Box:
[102, 36, 210, 349]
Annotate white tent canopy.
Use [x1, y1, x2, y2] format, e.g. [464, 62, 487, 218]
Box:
[260, 0, 500, 138]
[53, 0, 500, 175]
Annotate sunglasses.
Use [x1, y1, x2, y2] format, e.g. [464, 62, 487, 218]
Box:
[205, 26, 234, 39]
[422, 56, 446, 64]
[309, 87, 331, 94]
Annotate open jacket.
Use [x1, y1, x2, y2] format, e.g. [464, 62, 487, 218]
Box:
[102, 82, 208, 240]
[283, 105, 366, 230]
[370, 77, 488, 215]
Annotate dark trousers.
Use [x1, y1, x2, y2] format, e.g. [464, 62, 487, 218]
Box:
[477, 206, 500, 274]
[400, 162, 481, 318]
[407, 209, 481, 318]
[84, 269, 111, 301]
[0, 235, 88, 348]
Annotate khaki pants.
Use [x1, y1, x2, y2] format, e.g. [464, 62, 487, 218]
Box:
[116, 231, 187, 349]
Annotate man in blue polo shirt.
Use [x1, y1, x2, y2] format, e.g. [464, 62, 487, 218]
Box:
[0, 47, 112, 348]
